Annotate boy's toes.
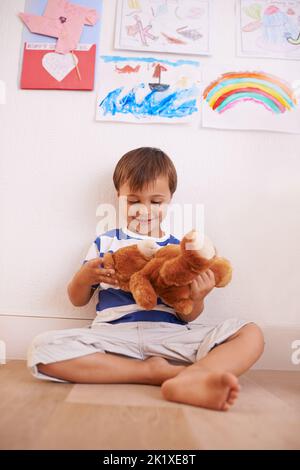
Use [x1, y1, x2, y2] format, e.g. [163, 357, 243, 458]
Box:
[222, 402, 230, 412]
[228, 389, 239, 401]
[221, 371, 238, 386]
[227, 392, 239, 406]
[223, 374, 240, 411]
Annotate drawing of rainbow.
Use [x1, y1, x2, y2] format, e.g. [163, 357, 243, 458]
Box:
[203, 72, 297, 114]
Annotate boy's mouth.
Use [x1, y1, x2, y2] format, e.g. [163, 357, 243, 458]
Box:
[135, 217, 160, 224]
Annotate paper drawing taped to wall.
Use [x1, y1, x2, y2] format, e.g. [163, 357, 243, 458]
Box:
[19, 0, 102, 90]
[202, 66, 300, 133]
[96, 55, 202, 124]
[237, 0, 300, 59]
[115, 0, 210, 55]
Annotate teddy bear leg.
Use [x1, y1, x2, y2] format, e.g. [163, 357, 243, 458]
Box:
[129, 272, 158, 310]
[160, 231, 215, 286]
[160, 286, 194, 316]
[171, 299, 194, 316]
[210, 257, 232, 287]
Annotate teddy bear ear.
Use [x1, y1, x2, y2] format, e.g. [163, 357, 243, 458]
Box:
[137, 239, 159, 258]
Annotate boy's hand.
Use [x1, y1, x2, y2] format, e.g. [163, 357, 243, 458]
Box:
[77, 258, 119, 287]
[190, 269, 216, 301]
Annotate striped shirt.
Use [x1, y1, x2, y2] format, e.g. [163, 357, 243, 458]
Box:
[83, 227, 187, 325]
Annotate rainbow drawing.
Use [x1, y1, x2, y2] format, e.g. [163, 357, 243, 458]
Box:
[203, 72, 297, 114]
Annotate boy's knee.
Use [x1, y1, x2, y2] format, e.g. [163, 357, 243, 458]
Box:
[30, 330, 56, 349]
[240, 323, 265, 355]
[27, 331, 59, 372]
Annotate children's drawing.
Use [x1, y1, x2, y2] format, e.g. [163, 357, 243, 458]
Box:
[287, 31, 300, 45]
[96, 55, 202, 124]
[204, 72, 296, 114]
[149, 63, 169, 91]
[20, 0, 102, 90]
[202, 66, 300, 133]
[115, 0, 210, 55]
[19, 0, 99, 54]
[237, 0, 300, 59]
[115, 64, 141, 73]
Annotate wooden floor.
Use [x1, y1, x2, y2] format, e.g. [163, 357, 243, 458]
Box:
[0, 361, 299, 450]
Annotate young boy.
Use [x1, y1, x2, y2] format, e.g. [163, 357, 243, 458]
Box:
[28, 147, 264, 411]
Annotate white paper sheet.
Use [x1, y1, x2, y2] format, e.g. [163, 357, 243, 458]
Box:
[202, 65, 300, 134]
[115, 0, 210, 55]
[237, 0, 300, 60]
[96, 55, 202, 124]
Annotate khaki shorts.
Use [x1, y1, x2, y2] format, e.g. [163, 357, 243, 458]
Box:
[28, 318, 252, 382]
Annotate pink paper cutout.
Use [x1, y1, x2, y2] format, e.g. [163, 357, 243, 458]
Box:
[19, 0, 98, 54]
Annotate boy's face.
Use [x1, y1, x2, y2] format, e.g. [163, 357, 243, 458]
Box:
[118, 176, 172, 237]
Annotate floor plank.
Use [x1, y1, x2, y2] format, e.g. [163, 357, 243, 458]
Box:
[0, 361, 72, 450]
[0, 361, 299, 450]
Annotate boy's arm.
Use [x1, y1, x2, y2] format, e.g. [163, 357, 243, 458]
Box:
[176, 269, 216, 323]
[67, 258, 118, 307]
[67, 268, 95, 307]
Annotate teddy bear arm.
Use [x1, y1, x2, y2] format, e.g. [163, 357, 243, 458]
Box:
[160, 256, 197, 286]
[129, 257, 163, 309]
[114, 246, 149, 276]
[210, 257, 232, 287]
[129, 271, 157, 310]
[160, 285, 194, 316]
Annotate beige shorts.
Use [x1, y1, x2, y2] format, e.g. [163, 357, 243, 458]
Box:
[28, 318, 252, 382]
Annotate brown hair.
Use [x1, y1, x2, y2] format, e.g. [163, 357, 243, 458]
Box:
[113, 147, 177, 195]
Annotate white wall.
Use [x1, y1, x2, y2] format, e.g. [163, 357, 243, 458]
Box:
[0, 0, 300, 339]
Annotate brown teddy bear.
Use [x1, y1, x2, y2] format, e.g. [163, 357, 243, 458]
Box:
[103, 230, 232, 316]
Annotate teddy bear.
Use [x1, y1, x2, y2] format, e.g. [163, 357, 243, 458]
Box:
[102, 230, 232, 316]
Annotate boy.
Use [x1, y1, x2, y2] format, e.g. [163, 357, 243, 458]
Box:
[28, 147, 264, 411]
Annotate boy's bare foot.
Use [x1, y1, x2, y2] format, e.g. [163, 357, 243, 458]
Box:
[161, 367, 240, 411]
[145, 357, 187, 386]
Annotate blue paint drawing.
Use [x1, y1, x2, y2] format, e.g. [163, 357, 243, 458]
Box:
[99, 83, 199, 119]
[101, 55, 200, 68]
[96, 54, 201, 123]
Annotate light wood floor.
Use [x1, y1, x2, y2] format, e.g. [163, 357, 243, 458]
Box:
[0, 361, 299, 450]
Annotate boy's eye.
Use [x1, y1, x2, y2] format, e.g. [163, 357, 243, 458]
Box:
[127, 200, 162, 205]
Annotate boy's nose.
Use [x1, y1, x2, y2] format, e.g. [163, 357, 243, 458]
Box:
[138, 206, 151, 219]
[128, 203, 151, 218]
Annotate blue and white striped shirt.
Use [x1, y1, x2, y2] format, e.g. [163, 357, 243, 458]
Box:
[83, 227, 187, 325]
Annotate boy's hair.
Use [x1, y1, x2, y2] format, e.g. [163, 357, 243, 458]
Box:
[113, 147, 177, 195]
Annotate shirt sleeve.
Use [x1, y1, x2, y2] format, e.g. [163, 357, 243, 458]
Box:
[82, 237, 101, 291]
[83, 240, 100, 263]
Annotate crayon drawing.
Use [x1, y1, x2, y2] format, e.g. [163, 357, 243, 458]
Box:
[237, 0, 300, 59]
[115, 0, 210, 55]
[202, 66, 300, 133]
[96, 55, 202, 124]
